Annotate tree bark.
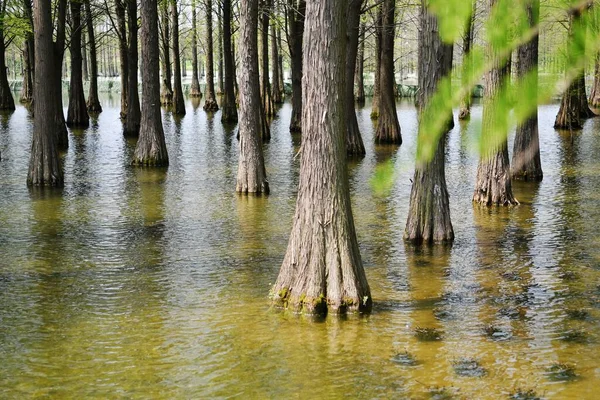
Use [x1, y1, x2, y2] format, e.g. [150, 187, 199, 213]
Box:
[590, 51, 600, 107]
[277, 27, 284, 100]
[511, 0, 543, 181]
[374, 0, 401, 144]
[370, 7, 382, 119]
[286, 0, 305, 133]
[236, 0, 269, 194]
[271, 24, 283, 104]
[160, 1, 173, 106]
[473, 0, 518, 206]
[345, 0, 365, 156]
[171, 0, 185, 115]
[82, 30, 89, 81]
[217, 2, 224, 94]
[190, 0, 202, 98]
[28, 0, 63, 186]
[0, 1, 15, 111]
[355, 22, 365, 105]
[272, 0, 371, 315]
[458, 0, 475, 120]
[124, 0, 141, 136]
[85, 0, 102, 113]
[19, 0, 34, 104]
[115, 0, 129, 117]
[203, 0, 219, 111]
[221, 0, 238, 122]
[260, 0, 274, 117]
[66, 0, 90, 128]
[133, 0, 169, 166]
[404, 3, 454, 244]
[52, 0, 68, 149]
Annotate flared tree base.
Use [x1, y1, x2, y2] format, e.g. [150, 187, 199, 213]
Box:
[203, 98, 219, 111]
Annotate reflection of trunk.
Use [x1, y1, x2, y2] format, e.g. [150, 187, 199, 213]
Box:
[160, 2, 173, 105]
[0, 4, 15, 111]
[405, 4, 453, 244]
[221, 0, 238, 122]
[67, 0, 89, 128]
[512, 0, 542, 181]
[458, 0, 475, 120]
[370, 8, 382, 119]
[203, 0, 219, 111]
[273, 0, 371, 315]
[260, 0, 273, 117]
[28, 0, 64, 186]
[374, 0, 401, 144]
[286, 0, 305, 132]
[345, 0, 365, 156]
[355, 23, 365, 105]
[271, 24, 282, 104]
[171, 0, 185, 115]
[134, 0, 169, 166]
[236, 0, 269, 194]
[116, 0, 128, 117]
[190, 0, 202, 98]
[473, 0, 517, 206]
[124, 0, 141, 136]
[85, 0, 102, 113]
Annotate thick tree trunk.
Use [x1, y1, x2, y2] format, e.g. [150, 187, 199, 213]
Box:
[260, 0, 274, 117]
[271, 24, 282, 104]
[404, 3, 454, 244]
[473, 0, 517, 206]
[171, 0, 185, 115]
[590, 51, 600, 107]
[85, 0, 102, 113]
[273, 0, 371, 315]
[217, 3, 224, 94]
[512, 0, 543, 181]
[576, 73, 595, 118]
[115, 0, 128, 117]
[355, 22, 365, 105]
[458, 0, 475, 120]
[133, 0, 169, 166]
[190, 0, 202, 98]
[374, 0, 401, 144]
[204, 0, 219, 111]
[28, 0, 63, 186]
[345, 0, 365, 156]
[236, 0, 269, 194]
[287, 0, 305, 132]
[370, 7, 382, 119]
[221, 0, 238, 122]
[0, 24, 15, 110]
[124, 0, 141, 136]
[160, 2, 173, 106]
[66, 0, 90, 128]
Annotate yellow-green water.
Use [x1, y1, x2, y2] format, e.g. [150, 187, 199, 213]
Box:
[0, 96, 599, 399]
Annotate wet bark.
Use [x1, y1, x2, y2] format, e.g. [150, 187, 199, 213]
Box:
[260, 0, 274, 117]
[171, 0, 185, 115]
[374, 0, 401, 144]
[28, 0, 63, 186]
[345, 0, 365, 156]
[355, 22, 365, 105]
[203, 0, 219, 111]
[286, 0, 305, 132]
[66, 0, 90, 128]
[458, 0, 475, 120]
[273, 0, 371, 315]
[404, 4, 453, 244]
[473, 0, 518, 206]
[160, 1, 173, 106]
[271, 24, 283, 104]
[133, 0, 169, 166]
[221, 0, 238, 122]
[236, 0, 269, 194]
[124, 0, 141, 136]
[190, 0, 202, 98]
[85, 0, 102, 113]
[511, 0, 543, 181]
[115, 0, 129, 117]
[370, 7, 382, 119]
[0, 2, 15, 111]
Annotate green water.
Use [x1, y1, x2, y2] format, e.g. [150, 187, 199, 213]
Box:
[0, 95, 599, 399]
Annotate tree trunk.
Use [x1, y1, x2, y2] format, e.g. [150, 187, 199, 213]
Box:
[590, 51, 600, 107]
[20, 0, 34, 104]
[370, 7, 382, 119]
[28, 0, 63, 186]
[66, 0, 90, 128]
[273, 0, 371, 315]
[260, 0, 274, 117]
[277, 28, 284, 100]
[221, 0, 238, 122]
[115, 0, 128, 117]
[511, 0, 543, 181]
[216, 2, 224, 94]
[473, 0, 518, 206]
[160, 1, 173, 106]
[203, 0, 219, 111]
[124, 0, 141, 136]
[458, 0, 475, 120]
[286, 0, 305, 132]
[82, 31, 89, 81]
[171, 0, 185, 115]
[133, 0, 169, 166]
[236, 0, 269, 194]
[52, 0, 68, 150]
[404, 3, 454, 244]
[85, 0, 102, 113]
[190, 0, 202, 98]
[271, 24, 283, 104]
[355, 22, 365, 105]
[345, 0, 365, 156]
[374, 0, 401, 144]
[0, 8, 15, 111]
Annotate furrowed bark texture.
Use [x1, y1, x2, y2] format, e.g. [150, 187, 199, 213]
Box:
[115, 0, 128, 117]
[287, 0, 305, 132]
[160, 2, 173, 106]
[133, 0, 169, 166]
[458, 0, 475, 120]
[20, 0, 34, 104]
[345, 0, 365, 156]
[370, 8, 382, 119]
[190, 0, 202, 98]
[260, 0, 274, 117]
[374, 0, 401, 144]
[236, 0, 269, 194]
[512, 0, 543, 181]
[67, 0, 89, 128]
[171, 0, 186, 115]
[28, 0, 63, 186]
[355, 23, 365, 105]
[404, 4, 454, 244]
[85, 0, 102, 112]
[272, 0, 371, 315]
[124, 0, 140, 136]
[203, 0, 219, 111]
[221, 0, 238, 122]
